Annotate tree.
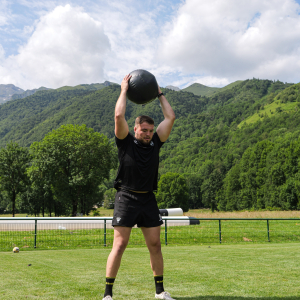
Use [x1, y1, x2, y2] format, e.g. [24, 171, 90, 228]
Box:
[20, 166, 56, 217]
[183, 173, 203, 209]
[0, 192, 10, 214]
[30, 124, 117, 216]
[0, 142, 31, 216]
[103, 188, 116, 209]
[201, 169, 223, 212]
[156, 172, 189, 212]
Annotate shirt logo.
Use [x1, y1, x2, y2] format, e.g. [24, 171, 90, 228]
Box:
[150, 141, 154, 146]
[134, 140, 138, 144]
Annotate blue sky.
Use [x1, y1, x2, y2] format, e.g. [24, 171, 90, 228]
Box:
[1, 0, 300, 89]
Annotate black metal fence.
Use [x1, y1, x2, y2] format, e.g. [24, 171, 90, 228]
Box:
[0, 217, 299, 251]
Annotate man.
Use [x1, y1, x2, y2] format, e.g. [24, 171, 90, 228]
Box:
[102, 74, 176, 300]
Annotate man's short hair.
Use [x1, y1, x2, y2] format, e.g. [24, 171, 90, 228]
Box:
[135, 115, 154, 127]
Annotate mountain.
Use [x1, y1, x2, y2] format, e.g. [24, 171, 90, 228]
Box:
[0, 82, 204, 147]
[56, 81, 118, 91]
[11, 87, 52, 100]
[1, 78, 300, 211]
[0, 79, 294, 149]
[165, 85, 180, 91]
[182, 83, 220, 96]
[1, 81, 118, 103]
[183, 80, 243, 96]
[0, 84, 24, 103]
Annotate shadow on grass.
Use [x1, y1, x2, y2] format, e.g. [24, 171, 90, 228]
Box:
[176, 297, 299, 300]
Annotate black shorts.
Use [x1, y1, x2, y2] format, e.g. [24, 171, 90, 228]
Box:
[112, 190, 163, 228]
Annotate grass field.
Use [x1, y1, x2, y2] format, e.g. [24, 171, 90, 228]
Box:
[184, 209, 300, 219]
[1, 209, 299, 252]
[1, 219, 300, 252]
[2, 208, 300, 219]
[1, 243, 299, 299]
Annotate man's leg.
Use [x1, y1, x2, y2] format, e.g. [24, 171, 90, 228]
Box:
[141, 226, 163, 275]
[103, 226, 132, 299]
[141, 226, 175, 300]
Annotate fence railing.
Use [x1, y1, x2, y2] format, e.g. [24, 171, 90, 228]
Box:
[0, 217, 299, 251]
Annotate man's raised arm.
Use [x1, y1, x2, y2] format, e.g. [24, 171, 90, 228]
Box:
[115, 74, 131, 139]
[156, 86, 176, 142]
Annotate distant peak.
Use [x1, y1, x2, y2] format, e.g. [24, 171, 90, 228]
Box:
[165, 85, 180, 91]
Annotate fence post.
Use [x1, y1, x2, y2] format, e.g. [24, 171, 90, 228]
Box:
[104, 219, 107, 247]
[34, 219, 37, 248]
[165, 220, 168, 245]
[267, 219, 270, 242]
[219, 219, 222, 244]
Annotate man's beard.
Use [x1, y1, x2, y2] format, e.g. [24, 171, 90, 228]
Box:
[136, 137, 151, 145]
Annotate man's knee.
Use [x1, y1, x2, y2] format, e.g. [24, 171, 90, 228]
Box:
[113, 238, 129, 255]
[148, 239, 162, 254]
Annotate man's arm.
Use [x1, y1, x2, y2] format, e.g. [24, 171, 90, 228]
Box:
[115, 74, 131, 139]
[156, 86, 176, 142]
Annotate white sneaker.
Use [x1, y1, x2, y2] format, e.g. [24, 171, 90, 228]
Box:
[155, 291, 176, 300]
[102, 296, 113, 300]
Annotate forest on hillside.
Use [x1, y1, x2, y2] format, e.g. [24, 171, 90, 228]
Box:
[0, 78, 300, 215]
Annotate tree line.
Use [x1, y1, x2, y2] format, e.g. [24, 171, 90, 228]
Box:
[0, 124, 117, 216]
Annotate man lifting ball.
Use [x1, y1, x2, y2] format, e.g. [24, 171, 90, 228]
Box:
[103, 74, 176, 300]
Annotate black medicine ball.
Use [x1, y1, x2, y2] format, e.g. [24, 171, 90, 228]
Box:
[127, 69, 158, 105]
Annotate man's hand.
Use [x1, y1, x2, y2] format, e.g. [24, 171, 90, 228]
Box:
[158, 85, 162, 94]
[121, 74, 132, 93]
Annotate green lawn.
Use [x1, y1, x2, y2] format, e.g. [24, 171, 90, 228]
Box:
[0, 243, 299, 299]
[1, 220, 299, 252]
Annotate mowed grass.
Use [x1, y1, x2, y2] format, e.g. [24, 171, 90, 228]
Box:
[2, 209, 300, 219]
[0, 243, 299, 299]
[1, 219, 300, 251]
[184, 209, 300, 219]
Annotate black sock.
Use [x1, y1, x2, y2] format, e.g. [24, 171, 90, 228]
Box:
[154, 275, 164, 294]
[104, 277, 115, 297]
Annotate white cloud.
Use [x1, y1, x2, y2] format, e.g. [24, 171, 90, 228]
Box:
[0, 45, 5, 61]
[88, 1, 161, 84]
[0, 4, 110, 89]
[2, 0, 300, 89]
[0, 0, 10, 26]
[158, 0, 300, 84]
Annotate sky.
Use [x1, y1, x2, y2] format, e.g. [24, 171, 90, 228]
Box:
[1, 0, 300, 90]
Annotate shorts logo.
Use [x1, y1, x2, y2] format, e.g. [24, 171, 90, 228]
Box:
[159, 214, 162, 221]
[117, 217, 121, 223]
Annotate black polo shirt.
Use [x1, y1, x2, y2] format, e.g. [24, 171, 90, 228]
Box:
[114, 132, 164, 192]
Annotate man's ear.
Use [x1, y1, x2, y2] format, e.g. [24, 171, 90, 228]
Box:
[134, 126, 137, 133]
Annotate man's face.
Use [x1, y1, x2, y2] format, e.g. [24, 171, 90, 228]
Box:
[134, 122, 154, 145]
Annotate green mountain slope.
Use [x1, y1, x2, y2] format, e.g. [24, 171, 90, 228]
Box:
[182, 83, 220, 96]
[160, 79, 296, 172]
[0, 84, 206, 147]
[182, 80, 243, 96]
[239, 82, 300, 127]
[1, 78, 300, 211]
